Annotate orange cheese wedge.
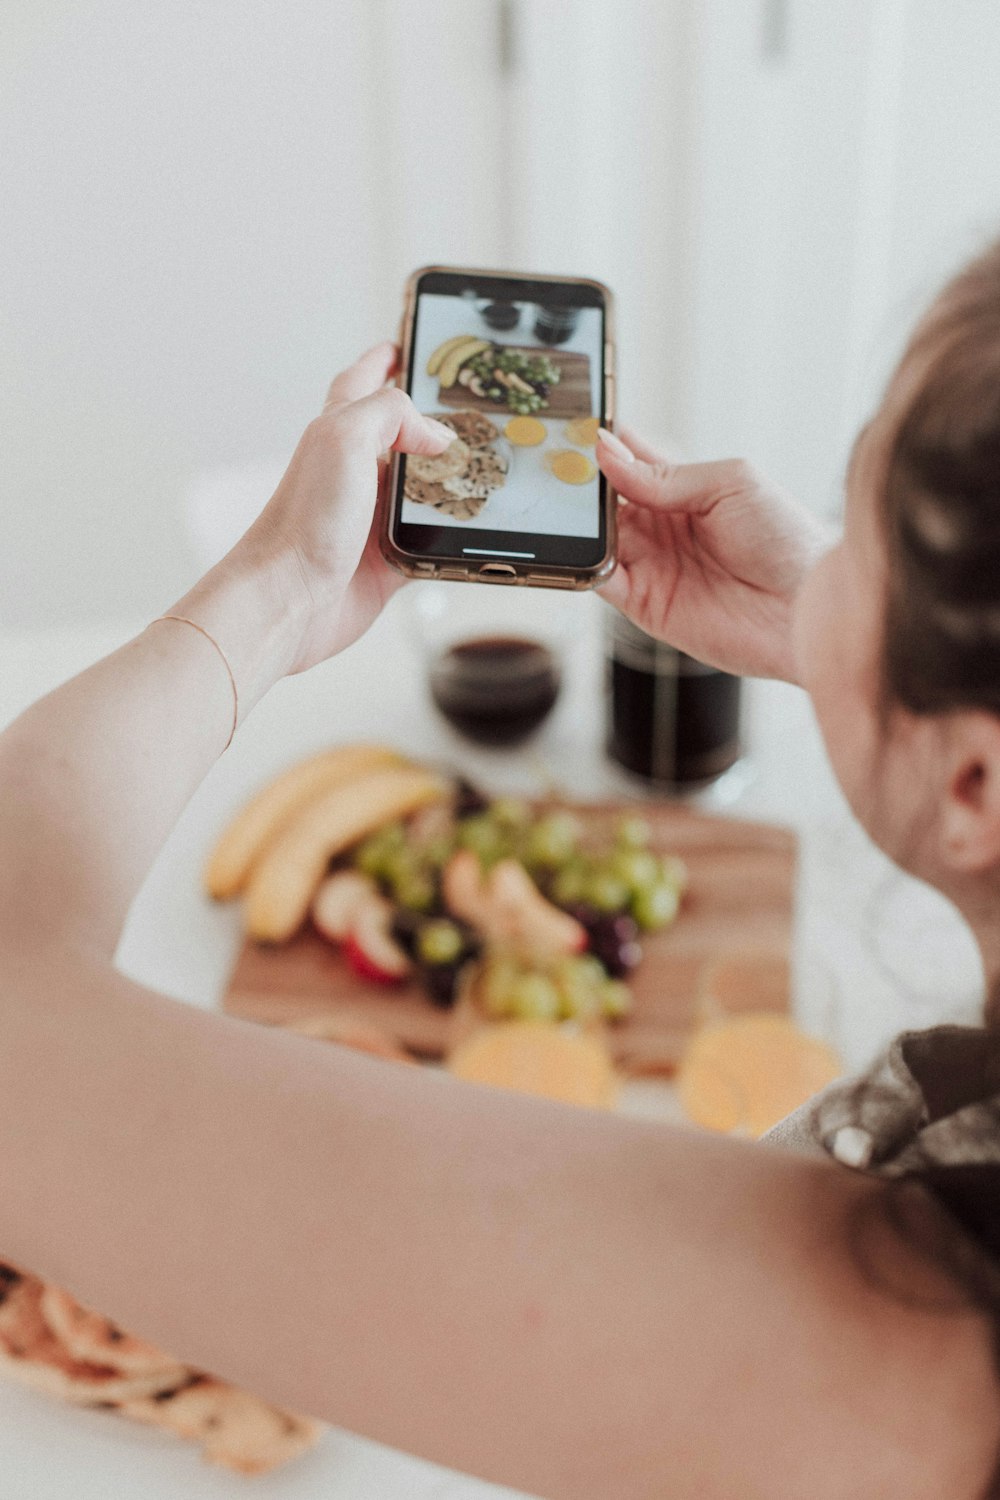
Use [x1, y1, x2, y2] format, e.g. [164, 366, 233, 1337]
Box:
[448, 1021, 618, 1110]
[677, 1014, 841, 1138]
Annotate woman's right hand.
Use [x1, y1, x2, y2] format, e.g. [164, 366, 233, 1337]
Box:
[596, 427, 833, 683]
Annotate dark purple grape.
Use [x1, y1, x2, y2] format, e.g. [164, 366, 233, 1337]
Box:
[453, 777, 491, 818]
[587, 913, 643, 977]
[390, 909, 424, 957]
[423, 962, 461, 1008]
[563, 902, 601, 933]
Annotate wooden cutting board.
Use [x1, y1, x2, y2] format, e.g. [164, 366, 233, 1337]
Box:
[437, 348, 592, 421]
[223, 803, 796, 1076]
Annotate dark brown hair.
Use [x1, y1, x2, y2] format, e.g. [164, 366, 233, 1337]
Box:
[878, 240, 1000, 1026]
[881, 240, 1000, 720]
[870, 244, 1000, 1495]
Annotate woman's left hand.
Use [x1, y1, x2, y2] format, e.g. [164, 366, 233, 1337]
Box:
[240, 341, 454, 674]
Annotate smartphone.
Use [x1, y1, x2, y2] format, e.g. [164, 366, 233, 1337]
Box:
[380, 265, 616, 589]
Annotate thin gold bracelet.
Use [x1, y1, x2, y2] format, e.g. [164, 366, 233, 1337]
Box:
[152, 615, 239, 751]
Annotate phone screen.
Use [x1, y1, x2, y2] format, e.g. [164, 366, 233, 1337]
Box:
[390, 269, 609, 569]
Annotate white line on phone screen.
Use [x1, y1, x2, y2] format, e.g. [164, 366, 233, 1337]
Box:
[462, 547, 536, 559]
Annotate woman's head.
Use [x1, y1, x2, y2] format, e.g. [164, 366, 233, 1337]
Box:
[795, 240, 1000, 944]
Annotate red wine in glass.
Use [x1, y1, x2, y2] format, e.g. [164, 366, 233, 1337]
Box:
[429, 636, 561, 747]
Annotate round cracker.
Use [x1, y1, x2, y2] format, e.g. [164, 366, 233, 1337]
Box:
[406, 437, 470, 484]
[121, 1376, 323, 1475]
[39, 1284, 189, 1382]
[437, 408, 500, 448]
[282, 1013, 416, 1062]
[0, 1278, 183, 1405]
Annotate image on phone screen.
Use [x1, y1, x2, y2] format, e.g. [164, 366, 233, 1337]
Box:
[391, 271, 609, 569]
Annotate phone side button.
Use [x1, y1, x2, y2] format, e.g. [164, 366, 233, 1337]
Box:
[604, 373, 615, 418]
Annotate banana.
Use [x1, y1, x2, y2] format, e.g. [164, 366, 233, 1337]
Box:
[204, 744, 402, 902]
[438, 338, 491, 389]
[244, 766, 450, 942]
[425, 333, 484, 378]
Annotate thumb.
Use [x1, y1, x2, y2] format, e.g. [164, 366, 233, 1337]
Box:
[597, 429, 750, 513]
[342, 386, 455, 457]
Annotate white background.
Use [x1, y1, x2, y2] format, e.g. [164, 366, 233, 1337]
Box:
[402, 292, 602, 538]
[5, 1, 1000, 624]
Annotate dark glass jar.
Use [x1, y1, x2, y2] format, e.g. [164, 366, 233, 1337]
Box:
[605, 613, 742, 788]
[532, 304, 580, 345]
[479, 299, 521, 332]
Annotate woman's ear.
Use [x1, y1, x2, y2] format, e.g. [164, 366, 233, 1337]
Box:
[939, 712, 1000, 873]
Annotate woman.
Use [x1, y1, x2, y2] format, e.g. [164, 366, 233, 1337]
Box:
[2, 243, 1000, 1499]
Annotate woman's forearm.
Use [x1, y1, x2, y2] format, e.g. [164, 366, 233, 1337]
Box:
[1, 943, 995, 1500]
[0, 545, 304, 959]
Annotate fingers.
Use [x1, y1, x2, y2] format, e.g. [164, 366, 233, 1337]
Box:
[616, 425, 686, 466]
[331, 385, 454, 456]
[597, 429, 754, 512]
[596, 562, 629, 612]
[323, 341, 399, 410]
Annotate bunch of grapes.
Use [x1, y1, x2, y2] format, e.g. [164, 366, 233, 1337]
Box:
[476, 951, 630, 1024]
[390, 910, 481, 1008]
[351, 795, 686, 1014]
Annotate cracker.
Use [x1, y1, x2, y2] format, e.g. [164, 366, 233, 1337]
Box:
[39, 1284, 188, 1383]
[406, 437, 470, 484]
[0, 1276, 181, 1405]
[435, 408, 500, 448]
[404, 409, 507, 518]
[281, 1014, 416, 1062]
[121, 1375, 324, 1475]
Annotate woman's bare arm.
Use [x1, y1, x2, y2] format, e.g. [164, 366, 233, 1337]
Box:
[0, 354, 997, 1499]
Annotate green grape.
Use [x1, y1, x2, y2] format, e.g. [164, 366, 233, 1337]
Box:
[509, 973, 561, 1023]
[601, 979, 632, 1020]
[417, 918, 464, 966]
[456, 813, 504, 863]
[394, 870, 436, 913]
[631, 880, 680, 932]
[610, 848, 660, 893]
[525, 811, 581, 868]
[586, 870, 631, 914]
[550, 862, 587, 907]
[353, 823, 405, 879]
[568, 953, 609, 989]
[489, 797, 532, 829]
[353, 836, 387, 878]
[615, 814, 652, 849]
[382, 845, 419, 883]
[658, 855, 689, 893]
[553, 954, 608, 1020]
[422, 833, 455, 869]
[479, 958, 521, 1019]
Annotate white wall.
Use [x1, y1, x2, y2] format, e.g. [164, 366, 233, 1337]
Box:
[6, 0, 1000, 627]
[1, 1, 392, 626]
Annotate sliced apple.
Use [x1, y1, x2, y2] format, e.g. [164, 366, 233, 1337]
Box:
[312, 871, 377, 944]
[344, 896, 412, 984]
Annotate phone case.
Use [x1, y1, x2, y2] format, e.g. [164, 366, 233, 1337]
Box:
[379, 264, 617, 591]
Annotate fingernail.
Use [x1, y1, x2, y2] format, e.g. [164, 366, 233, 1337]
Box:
[597, 427, 633, 462]
[426, 418, 455, 446]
